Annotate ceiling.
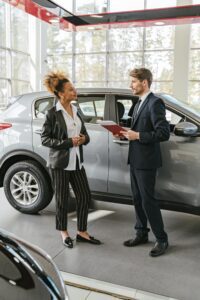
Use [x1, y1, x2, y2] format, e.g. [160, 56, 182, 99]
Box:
[2, 0, 200, 30]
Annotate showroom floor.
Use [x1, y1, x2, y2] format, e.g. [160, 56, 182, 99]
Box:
[1, 188, 200, 300]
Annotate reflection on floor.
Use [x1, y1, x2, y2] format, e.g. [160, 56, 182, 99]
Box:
[63, 272, 178, 300]
[1, 188, 200, 300]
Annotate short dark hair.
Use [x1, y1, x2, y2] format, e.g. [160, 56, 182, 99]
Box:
[129, 68, 153, 88]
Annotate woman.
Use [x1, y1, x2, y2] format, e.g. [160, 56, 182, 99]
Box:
[41, 71, 101, 248]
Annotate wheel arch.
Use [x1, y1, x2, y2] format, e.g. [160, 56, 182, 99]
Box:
[0, 150, 51, 190]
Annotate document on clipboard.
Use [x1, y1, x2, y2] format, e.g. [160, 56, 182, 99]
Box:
[97, 120, 128, 136]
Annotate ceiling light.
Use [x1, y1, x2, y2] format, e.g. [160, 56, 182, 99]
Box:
[86, 26, 95, 30]
[154, 21, 165, 26]
[90, 14, 103, 18]
[49, 17, 60, 23]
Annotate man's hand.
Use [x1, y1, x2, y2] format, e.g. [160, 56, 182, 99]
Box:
[120, 130, 140, 141]
[112, 133, 120, 138]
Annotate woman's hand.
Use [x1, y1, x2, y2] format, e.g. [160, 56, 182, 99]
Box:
[72, 137, 79, 146]
[77, 134, 86, 146]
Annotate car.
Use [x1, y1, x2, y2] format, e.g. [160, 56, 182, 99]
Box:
[0, 88, 200, 215]
[0, 228, 69, 299]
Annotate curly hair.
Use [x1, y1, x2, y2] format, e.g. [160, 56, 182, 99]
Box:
[43, 70, 69, 98]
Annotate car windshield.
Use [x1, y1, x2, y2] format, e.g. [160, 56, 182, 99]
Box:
[163, 94, 200, 118]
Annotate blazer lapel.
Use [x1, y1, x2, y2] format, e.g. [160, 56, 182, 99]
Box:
[132, 92, 152, 127]
[55, 109, 68, 136]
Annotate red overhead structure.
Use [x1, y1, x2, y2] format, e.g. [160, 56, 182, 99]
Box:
[1, 0, 75, 31]
[2, 0, 200, 30]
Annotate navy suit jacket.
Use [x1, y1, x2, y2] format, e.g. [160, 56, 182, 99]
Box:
[128, 92, 170, 169]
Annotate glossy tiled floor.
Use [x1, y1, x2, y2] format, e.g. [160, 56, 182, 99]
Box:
[63, 272, 178, 300]
[1, 188, 200, 300]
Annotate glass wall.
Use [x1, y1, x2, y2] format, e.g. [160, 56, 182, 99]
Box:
[1, 0, 200, 110]
[189, 23, 200, 109]
[0, 2, 6, 47]
[47, 22, 174, 92]
[0, 1, 31, 110]
[47, 26, 73, 78]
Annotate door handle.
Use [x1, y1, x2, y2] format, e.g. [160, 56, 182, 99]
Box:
[34, 129, 42, 135]
[113, 139, 129, 145]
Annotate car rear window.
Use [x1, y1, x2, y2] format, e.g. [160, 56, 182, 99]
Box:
[34, 97, 55, 119]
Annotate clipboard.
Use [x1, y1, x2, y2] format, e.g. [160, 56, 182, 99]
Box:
[97, 120, 128, 136]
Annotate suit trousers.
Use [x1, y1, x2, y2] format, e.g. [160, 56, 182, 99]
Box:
[130, 167, 168, 242]
[50, 166, 91, 231]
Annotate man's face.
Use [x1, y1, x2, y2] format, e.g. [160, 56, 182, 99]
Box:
[130, 77, 146, 96]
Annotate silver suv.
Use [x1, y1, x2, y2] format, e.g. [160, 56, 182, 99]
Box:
[0, 88, 200, 215]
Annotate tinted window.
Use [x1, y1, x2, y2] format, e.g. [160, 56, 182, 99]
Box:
[34, 97, 54, 119]
[116, 97, 135, 127]
[166, 109, 182, 125]
[78, 96, 105, 123]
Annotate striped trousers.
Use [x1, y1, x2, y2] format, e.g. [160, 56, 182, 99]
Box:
[50, 167, 91, 231]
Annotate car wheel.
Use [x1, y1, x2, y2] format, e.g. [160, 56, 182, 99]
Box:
[3, 160, 53, 214]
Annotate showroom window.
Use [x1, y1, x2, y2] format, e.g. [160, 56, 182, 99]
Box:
[144, 25, 175, 94]
[146, 0, 176, 9]
[47, 26, 175, 92]
[75, 30, 107, 87]
[189, 23, 200, 111]
[47, 26, 73, 79]
[0, 2, 31, 110]
[76, 0, 108, 14]
[0, 2, 6, 47]
[46, 0, 175, 92]
[76, 54, 106, 87]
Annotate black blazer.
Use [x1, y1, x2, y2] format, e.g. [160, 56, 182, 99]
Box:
[41, 106, 90, 169]
[128, 92, 170, 169]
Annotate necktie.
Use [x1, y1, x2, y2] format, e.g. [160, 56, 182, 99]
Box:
[133, 99, 142, 119]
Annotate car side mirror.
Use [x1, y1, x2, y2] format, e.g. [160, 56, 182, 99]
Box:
[174, 121, 198, 136]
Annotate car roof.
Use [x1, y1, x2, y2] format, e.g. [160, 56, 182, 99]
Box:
[18, 88, 134, 98]
[11, 89, 200, 124]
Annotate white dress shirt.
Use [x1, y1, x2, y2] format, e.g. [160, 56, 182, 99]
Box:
[137, 91, 151, 113]
[56, 101, 82, 171]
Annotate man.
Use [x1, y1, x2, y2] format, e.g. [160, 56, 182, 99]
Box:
[121, 68, 170, 257]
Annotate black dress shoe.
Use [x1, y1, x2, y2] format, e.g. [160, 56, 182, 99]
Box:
[76, 234, 101, 245]
[63, 237, 73, 248]
[123, 235, 148, 247]
[149, 241, 168, 257]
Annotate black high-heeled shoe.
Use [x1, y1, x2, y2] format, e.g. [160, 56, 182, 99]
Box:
[63, 237, 73, 248]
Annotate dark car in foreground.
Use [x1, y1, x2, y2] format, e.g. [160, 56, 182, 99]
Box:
[0, 88, 200, 215]
[0, 229, 68, 299]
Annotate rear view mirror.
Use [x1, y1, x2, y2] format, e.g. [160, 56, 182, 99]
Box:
[174, 121, 198, 136]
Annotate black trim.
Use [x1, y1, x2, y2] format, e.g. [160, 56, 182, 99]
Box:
[0, 150, 49, 187]
[0, 150, 47, 169]
[91, 192, 200, 216]
[63, 5, 200, 26]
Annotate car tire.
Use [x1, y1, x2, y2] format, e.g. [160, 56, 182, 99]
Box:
[3, 160, 53, 214]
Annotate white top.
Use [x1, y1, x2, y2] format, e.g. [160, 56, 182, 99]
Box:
[137, 91, 151, 113]
[56, 101, 82, 171]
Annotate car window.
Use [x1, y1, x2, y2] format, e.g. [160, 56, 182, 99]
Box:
[34, 97, 55, 119]
[78, 96, 105, 123]
[166, 109, 182, 125]
[166, 108, 184, 132]
[79, 102, 95, 116]
[116, 98, 134, 127]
